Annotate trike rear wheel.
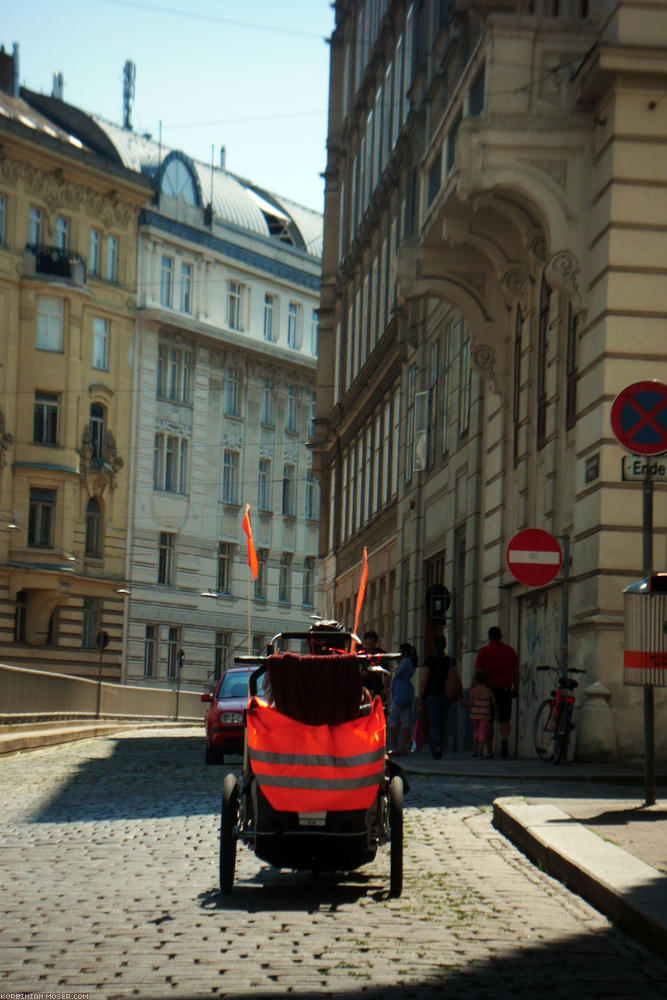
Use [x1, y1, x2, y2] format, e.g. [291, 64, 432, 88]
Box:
[219, 773, 239, 893]
[534, 699, 556, 761]
[389, 775, 403, 898]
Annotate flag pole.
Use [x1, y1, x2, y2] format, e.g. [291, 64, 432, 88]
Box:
[242, 503, 258, 655]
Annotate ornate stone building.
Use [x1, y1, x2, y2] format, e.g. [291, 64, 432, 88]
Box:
[313, 1, 667, 758]
[0, 52, 150, 679]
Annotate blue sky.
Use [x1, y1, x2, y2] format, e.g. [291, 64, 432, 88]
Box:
[4, 0, 334, 213]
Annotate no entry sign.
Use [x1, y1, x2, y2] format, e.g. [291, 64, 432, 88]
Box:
[610, 380, 667, 456]
[506, 528, 563, 587]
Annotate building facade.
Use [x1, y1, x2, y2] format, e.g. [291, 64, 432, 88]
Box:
[0, 54, 151, 679]
[314, 1, 667, 758]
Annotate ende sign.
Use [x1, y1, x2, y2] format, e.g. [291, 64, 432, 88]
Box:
[622, 456, 667, 482]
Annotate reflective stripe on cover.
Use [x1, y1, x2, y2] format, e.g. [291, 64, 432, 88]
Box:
[247, 697, 385, 812]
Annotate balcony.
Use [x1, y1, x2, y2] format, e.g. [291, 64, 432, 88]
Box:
[23, 245, 87, 286]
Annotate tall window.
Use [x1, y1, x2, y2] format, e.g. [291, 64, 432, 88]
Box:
[160, 254, 174, 307]
[166, 626, 180, 678]
[93, 317, 109, 370]
[287, 301, 301, 349]
[258, 458, 271, 511]
[158, 531, 175, 585]
[260, 379, 274, 425]
[458, 322, 471, 438]
[285, 387, 297, 433]
[566, 303, 578, 431]
[33, 391, 58, 445]
[217, 542, 234, 594]
[180, 262, 193, 313]
[37, 296, 63, 351]
[153, 433, 188, 493]
[85, 497, 103, 557]
[264, 293, 277, 341]
[227, 280, 246, 331]
[225, 368, 240, 417]
[513, 307, 523, 466]
[222, 449, 239, 505]
[305, 469, 319, 520]
[106, 235, 118, 281]
[282, 463, 296, 516]
[144, 625, 156, 678]
[278, 553, 292, 603]
[28, 488, 55, 547]
[310, 308, 318, 355]
[89, 229, 100, 276]
[537, 274, 551, 450]
[82, 597, 100, 649]
[405, 364, 417, 481]
[55, 215, 69, 250]
[14, 590, 27, 643]
[157, 344, 191, 403]
[0, 193, 6, 244]
[90, 404, 105, 461]
[303, 557, 315, 606]
[254, 548, 268, 600]
[308, 392, 316, 439]
[214, 630, 231, 680]
[29, 205, 43, 244]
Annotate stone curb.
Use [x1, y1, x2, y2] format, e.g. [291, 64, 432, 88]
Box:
[493, 796, 667, 960]
[0, 720, 201, 754]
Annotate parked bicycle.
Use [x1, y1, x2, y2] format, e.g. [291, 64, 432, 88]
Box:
[533, 665, 586, 764]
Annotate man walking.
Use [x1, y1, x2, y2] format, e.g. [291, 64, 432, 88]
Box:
[473, 627, 518, 759]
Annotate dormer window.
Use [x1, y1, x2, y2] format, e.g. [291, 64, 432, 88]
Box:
[160, 154, 199, 206]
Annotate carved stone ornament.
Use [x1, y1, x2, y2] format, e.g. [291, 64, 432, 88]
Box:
[471, 344, 497, 386]
[451, 271, 486, 297]
[521, 158, 567, 191]
[530, 236, 548, 263]
[546, 250, 580, 296]
[502, 268, 528, 307]
[0, 154, 134, 226]
[79, 427, 124, 495]
[0, 409, 14, 466]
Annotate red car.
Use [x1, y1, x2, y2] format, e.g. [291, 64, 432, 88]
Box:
[201, 667, 252, 765]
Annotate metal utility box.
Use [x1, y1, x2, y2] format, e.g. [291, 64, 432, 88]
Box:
[623, 575, 667, 686]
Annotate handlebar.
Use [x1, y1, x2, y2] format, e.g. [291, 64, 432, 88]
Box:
[536, 665, 585, 674]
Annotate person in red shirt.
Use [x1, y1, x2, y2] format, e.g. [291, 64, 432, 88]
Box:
[473, 627, 518, 759]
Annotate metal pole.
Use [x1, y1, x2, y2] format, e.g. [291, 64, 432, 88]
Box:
[175, 649, 184, 720]
[642, 475, 656, 806]
[559, 535, 570, 680]
[96, 645, 104, 719]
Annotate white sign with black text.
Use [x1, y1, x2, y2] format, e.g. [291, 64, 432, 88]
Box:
[622, 455, 667, 482]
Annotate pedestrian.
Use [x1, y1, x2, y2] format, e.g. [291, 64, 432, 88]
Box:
[388, 642, 416, 755]
[461, 668, 497, 758]
[360, 629, 389, 700]
[417, 635, 456, 759]
[473, 626, 519, 759]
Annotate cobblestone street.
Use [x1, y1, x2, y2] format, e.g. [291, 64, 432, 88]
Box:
[1, 728, 665, 999]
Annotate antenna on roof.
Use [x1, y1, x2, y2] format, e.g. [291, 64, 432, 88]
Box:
[123, 59, 135, 131]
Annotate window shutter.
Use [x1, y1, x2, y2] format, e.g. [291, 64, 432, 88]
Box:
[414, 390, 429, 471]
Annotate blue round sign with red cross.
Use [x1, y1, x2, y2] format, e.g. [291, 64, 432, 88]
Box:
[610, 381, 667, 456]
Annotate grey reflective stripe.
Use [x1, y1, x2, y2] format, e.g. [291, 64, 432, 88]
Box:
[249, 747, 384, 768]
[254, 772, 381, 790]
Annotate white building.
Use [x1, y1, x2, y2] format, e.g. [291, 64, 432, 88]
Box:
[73, 123, 323, 688]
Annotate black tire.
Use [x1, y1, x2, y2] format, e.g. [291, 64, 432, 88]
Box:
[206, 741, 224, 765]
[389, 775, 403, 898]
[534, 699, 555, 761]
[554, 701, 573, 765]
[219, 773, 239, 893]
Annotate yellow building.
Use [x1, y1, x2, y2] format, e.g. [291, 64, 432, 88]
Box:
[0, 56, 150, 679]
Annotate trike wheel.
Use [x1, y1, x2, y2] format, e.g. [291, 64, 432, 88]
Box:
[534, 699, 555, 761]
[219, 773, 239, 893]
[389, 775, 403, 898]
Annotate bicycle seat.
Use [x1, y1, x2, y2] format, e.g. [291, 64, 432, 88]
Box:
[563, 677, 578, 690]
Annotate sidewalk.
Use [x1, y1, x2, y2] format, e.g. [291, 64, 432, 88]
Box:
[400, 747, 667, 960]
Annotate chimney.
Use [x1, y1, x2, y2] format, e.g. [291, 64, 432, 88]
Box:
[12, 42, 19, 96]
[0, 45, 14, 95]
[51, 72, 64, 100]
[220, 146, 226, 170]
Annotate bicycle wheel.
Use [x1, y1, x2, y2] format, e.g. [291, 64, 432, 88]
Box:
[389, 775, 403, 899]
[534, 699, 556, 761]
[219, 773, 239, 893]
[554, 700, 573, 765]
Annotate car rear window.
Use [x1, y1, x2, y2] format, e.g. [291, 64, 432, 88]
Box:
[219, 672, 250, 699]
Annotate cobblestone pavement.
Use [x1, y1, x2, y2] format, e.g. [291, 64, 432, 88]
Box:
[0, 728, 665, 1000]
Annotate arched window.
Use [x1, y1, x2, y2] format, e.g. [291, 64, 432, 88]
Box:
[161, 155, 199, 205]
[85, 496, 103, 557]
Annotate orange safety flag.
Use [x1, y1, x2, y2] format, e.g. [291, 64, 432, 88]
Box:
[246, 698, 385, 813]
[242, 503, 258, 580]
[351, 546, 368, 648]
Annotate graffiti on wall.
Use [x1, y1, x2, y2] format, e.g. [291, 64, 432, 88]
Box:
[517, 587, 562, 757]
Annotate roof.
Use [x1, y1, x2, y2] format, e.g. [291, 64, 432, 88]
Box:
[0, 89, 90, 152]
[91, 117, 323, 258]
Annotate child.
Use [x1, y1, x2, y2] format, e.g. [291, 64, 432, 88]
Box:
[462, 668, 497, 758]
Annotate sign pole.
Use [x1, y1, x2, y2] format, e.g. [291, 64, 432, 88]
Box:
[559, 535, 570, 679]
[642, 473, 656, 806]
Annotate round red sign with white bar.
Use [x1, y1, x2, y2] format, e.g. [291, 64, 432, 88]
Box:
[506, 528, 563, 587]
